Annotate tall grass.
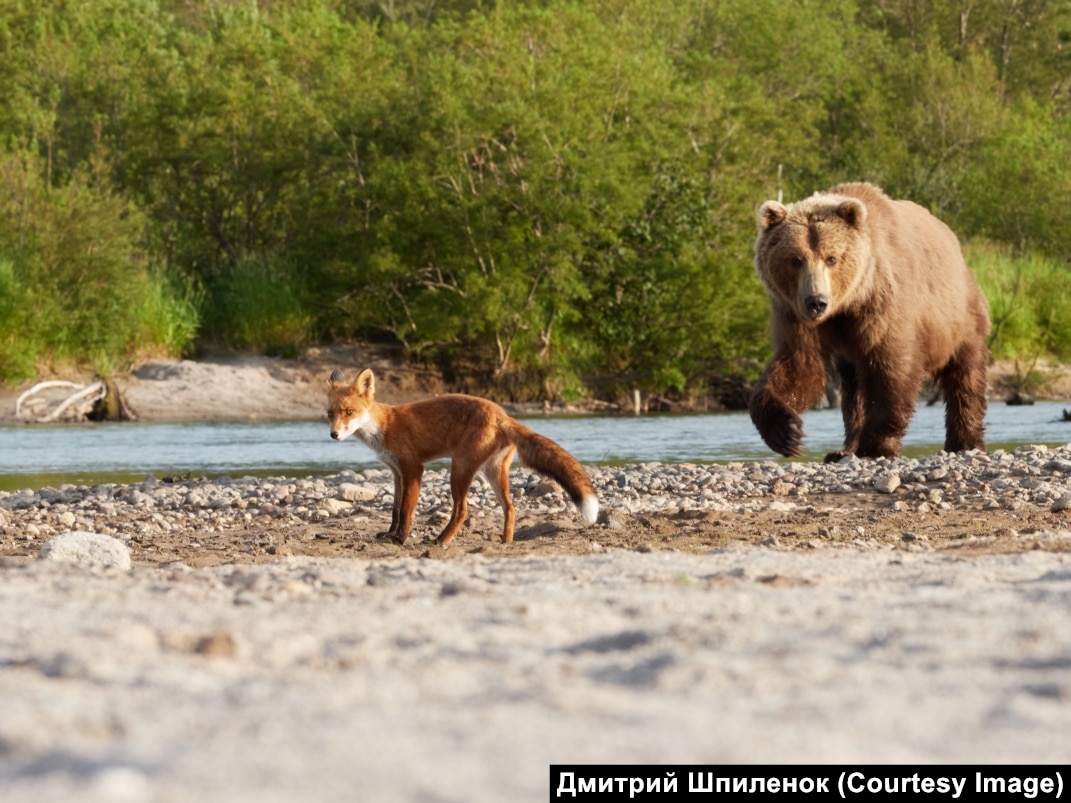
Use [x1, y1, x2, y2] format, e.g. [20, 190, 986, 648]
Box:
[967, 239, 1071, 364]
[133, 270, 202, 361]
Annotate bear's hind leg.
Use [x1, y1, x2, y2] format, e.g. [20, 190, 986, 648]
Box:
[937, 340, 988, 453]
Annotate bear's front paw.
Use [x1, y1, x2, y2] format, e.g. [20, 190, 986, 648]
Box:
[760, 410, 804, 458]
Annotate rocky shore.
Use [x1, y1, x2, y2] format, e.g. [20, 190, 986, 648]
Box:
[4, 445, 1071, 565]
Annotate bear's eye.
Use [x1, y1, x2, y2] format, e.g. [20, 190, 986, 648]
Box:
[790, 255, 805, 269]
[825, 255, 838, 267]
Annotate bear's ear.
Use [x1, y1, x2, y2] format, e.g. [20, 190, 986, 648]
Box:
[758, 201, 788, 231]
[836, 199, 867, 229]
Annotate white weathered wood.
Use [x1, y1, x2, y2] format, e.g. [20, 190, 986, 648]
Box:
[15, 380, 81, 419]
[37, 381, 106, 423]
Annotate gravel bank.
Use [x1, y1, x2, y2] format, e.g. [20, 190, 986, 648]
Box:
[3, 445, 1071, 558]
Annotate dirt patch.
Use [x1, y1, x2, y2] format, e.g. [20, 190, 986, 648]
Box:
[3, 490, 1063, 570]
[159, 499, 1070, 566]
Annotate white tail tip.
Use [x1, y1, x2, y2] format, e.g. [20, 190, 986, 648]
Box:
[580, 495, 599, 524]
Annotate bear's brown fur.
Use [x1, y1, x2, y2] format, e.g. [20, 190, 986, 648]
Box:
[750, 182, 990, 462]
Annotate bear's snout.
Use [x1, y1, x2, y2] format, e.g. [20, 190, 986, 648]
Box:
[804, 294, 830, 319]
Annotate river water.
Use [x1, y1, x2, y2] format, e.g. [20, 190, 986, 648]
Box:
[1, 401, 1069, 491]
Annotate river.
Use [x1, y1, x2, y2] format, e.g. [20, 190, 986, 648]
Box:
[1, 400, 1069, 491]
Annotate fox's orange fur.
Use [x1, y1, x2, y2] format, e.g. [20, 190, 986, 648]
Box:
[326, 368, 599, 546]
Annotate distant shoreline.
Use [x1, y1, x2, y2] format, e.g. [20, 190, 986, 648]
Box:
[1, 348, 1070, 426]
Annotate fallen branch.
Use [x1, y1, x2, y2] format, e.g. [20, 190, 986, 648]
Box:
[38, 381, 107, 423]
[16, 380, 108, 423]
[15, 381, 82, 420]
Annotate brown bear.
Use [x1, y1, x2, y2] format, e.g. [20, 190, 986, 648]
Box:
[749, 182, 990, 462]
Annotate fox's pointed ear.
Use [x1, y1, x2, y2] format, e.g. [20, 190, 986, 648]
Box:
[353, 368, 375, 398]
[327, 368, 346, 387]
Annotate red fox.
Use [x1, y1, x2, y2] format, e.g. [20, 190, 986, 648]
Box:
[326, 368, 599, 546]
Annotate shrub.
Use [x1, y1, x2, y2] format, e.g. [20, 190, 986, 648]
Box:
[201, 257, 311, 355]
[0, 149, 198, 381]
[967, 239, 1071, 363]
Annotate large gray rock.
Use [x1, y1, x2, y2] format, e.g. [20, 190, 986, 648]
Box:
[38, 531, 132, 570]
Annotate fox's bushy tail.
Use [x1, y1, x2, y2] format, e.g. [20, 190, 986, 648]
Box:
[508, 422, 599, 524]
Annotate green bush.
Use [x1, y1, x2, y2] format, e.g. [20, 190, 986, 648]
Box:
[967, 240, 1071, 363]
[0, 256, 40, 379]
[0, 149, 198, 381]
[134, 270, 202, 359]
[201, 257, 311, 355]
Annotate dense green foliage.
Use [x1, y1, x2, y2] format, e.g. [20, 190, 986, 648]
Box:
[2, 0, 1071, 400]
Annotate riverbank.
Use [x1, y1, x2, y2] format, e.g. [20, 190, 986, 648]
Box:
[0, 344, 567, 424]
[3, 346, 1071, 424]
[2, 453, 1071, 801]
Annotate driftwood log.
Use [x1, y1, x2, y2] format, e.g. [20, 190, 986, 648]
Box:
[15, 378, 137, 423]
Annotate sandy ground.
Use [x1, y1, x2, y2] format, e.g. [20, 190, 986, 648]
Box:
[3, 539, 1071, 803]
[2, 351, 1071, 801]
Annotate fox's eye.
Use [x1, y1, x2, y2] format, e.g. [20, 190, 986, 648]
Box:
[826, 255, 837, 267]
[345, 408, 355, 417]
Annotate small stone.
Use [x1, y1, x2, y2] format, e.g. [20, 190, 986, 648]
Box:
[194, 632, 237, 658]
[1050, 494, 1071, 513]
[89, 766, 153, 803]
[874, 473, 901, 494]
[320, 498, 353, 516]
[526, 479, 559, 497]
[338, 483, 377, 503]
